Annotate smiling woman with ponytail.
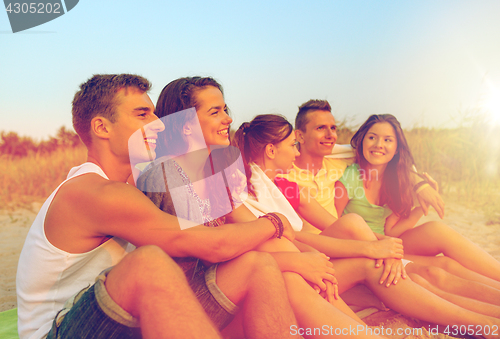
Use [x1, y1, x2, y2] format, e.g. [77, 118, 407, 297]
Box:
[233, 116, 294, 199]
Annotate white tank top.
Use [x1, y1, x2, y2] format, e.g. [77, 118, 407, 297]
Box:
[16, 163, 134, 339]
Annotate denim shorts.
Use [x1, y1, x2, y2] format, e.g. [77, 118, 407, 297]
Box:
[46, 263, 238, 338]
[188, 261, 239, 329]
[46, 268, 140, 339]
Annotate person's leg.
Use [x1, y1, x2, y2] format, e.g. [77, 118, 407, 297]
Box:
[105, 245, 221, 339]
[331, 257, 500, 337]
[406, 257, 500, 300]
[282, 272, 385, 339]
[405, 254, 500, 290]
[408, 272, 500, 318]
[400, 221, 500, 281]
[220, 311, 245, 339]
[215, 251, 299, 339]
[257, 238, 386, 338]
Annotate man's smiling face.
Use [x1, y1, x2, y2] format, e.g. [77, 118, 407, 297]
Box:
[296, 110, 337, 158]
[109, 88, 164, 164]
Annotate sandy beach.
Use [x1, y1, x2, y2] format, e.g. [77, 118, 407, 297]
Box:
[0, 204, 39, 312]
[1, 199, 499, 338]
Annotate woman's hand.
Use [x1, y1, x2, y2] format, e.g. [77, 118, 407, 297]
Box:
[376, 258, 407, 287]
[416, 173, 444, 218]
[319, 279, 339, 304]
[293, 252, 337, 292]
[422, 172, 439, 193]
[368, 236, 404, 259]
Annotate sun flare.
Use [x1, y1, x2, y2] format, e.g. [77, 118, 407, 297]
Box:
[482, 85, 500, 124]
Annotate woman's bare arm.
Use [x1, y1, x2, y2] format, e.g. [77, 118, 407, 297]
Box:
[297, 189, 337, 231]
[384, 207, 424, 238]
[334, 181, 349, 218]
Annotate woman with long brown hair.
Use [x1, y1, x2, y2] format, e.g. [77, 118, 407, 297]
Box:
[335, 114, 500, 316]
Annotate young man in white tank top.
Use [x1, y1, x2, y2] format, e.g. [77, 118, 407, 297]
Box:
[17, 74, 298, 339]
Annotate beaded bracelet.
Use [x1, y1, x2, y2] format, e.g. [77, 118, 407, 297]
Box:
[259, 212, 284, 239]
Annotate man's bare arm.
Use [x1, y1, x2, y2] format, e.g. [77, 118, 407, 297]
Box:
[46, 174, 283, 263]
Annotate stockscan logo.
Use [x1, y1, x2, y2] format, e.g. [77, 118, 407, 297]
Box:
[4, 0, 78, 33]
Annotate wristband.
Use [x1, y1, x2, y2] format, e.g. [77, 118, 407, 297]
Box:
[259, 212, 284, 239]
[414, 181, 430, 194]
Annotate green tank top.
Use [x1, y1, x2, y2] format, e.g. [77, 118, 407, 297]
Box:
[338, 164, 392, 235]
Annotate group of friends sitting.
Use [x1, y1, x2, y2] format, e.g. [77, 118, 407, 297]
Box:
[16, 74, 500, 339]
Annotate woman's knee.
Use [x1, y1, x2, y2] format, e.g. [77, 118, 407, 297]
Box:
[421, 265, 448, 286]
[337, 213, 373, 239]
[420, 221, 456, 237]
[431, 256, 459, 271]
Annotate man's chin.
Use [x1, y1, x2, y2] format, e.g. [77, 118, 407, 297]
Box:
[319, 148, 334, 156]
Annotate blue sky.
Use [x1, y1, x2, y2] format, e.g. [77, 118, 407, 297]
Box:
[1, 1, 500, 140]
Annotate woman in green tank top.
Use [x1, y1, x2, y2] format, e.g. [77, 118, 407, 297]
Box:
[334, 114, 500, 316]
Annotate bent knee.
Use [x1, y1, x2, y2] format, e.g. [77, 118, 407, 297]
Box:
[236, 251, 279, 273]
[342, 213, 365, 224]
[230, 252, 284, 289]
[338, 213, 373, 239]
[107, 246, 186, 298]
[421, 265, 448, 285]
[432, 255, 459, 271]
[123, 245, 180, 276]
[421, 221, 456, 236]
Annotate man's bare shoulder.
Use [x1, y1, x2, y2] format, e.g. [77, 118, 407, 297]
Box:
[55, 172, 159, 218]
[46, 170, 180, 252]
[56, 173, 129, 205]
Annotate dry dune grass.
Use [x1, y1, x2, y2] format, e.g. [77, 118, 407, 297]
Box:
[0, 146, 87, 209]
[2, 116, 498, 214]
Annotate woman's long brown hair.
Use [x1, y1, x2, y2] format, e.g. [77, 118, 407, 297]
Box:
[350, 114, 415, 218]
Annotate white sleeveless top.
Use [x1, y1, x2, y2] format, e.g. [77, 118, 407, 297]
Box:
[16, 163, 134, 339]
